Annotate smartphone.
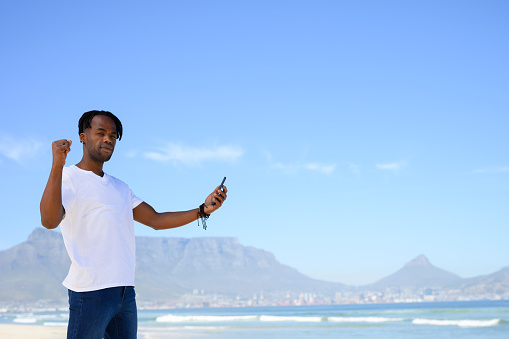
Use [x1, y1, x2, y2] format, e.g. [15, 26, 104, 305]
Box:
[219, 177, 226, 192]
[212, 177, 226, 205]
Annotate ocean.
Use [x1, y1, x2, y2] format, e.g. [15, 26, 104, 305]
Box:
[2, 300, 508, 338]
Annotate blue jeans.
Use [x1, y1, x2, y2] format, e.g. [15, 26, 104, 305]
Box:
[67, 286, 137, 339]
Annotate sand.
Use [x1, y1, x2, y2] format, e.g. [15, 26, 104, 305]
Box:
[0, 324, 67, 338]
[0, 324, 161, 338]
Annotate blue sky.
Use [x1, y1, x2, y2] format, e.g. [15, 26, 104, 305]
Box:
[1, 1, 508, 286]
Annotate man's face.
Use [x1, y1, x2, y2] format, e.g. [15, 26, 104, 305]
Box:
[80, 115, 118, 163]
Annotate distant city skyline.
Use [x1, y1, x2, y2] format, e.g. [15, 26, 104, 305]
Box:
[1, 1, 508, 285]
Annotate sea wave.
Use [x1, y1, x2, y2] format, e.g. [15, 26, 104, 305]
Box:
[152, 311, 505, 328]
[43, 322, 67, 327]
[260, 315, 323, 322]
[13, 318, 37, 323]
[329, 317, 405, 323]
[412, 318, 501, 328]
[156, 314, 258, 323]
[140, 325, 228, 332]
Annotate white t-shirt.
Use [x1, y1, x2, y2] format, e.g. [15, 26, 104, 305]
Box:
[60, 165, 143, 292]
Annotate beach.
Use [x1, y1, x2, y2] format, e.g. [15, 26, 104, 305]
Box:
[0, 324, 66, 338]
[0, 324, 167, 339]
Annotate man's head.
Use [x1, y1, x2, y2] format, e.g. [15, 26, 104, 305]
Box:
[78, 110, 123, 163]
[78, 110, 123, 141]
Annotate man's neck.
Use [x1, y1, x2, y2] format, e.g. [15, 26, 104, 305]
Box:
[76, 159, 105, 177]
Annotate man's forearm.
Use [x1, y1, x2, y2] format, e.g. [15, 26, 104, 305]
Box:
[40, 166, 65, 229]
[133, 186, 227, 231]
[152, 209, 200, 230]
[133, 202, 200, 230]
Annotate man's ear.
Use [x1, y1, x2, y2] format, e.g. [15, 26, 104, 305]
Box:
[79, 133, 86, 144]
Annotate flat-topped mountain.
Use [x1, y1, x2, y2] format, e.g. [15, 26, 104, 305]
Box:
[0, 228, 345, 302]
[134, 235, 345, 300]
[0, 228, 70, 301]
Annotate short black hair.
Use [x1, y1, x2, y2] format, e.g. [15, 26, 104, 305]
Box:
[78, 110, 123, 140]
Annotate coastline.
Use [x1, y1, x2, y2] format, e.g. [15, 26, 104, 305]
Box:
[0, 300, 506, 338]
[0, 324, 66, 338]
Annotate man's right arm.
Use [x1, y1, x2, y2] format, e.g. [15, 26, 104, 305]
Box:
[40, 139, 72, 229]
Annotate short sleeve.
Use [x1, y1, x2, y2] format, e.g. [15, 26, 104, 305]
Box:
[61, 169, 75, 219]
[130, 189, 143, 209]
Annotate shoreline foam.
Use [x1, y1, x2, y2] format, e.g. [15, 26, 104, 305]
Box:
[0, 324, 66, 339]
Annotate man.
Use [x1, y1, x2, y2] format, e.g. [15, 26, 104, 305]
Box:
[40, 110, 227, 339]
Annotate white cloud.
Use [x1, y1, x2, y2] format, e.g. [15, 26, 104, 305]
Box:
[144, 142, 243, 166]
[0, 133, 45, 164]
[272, 162, 300, 174]
[376, 160, 407, 171]
[305, 163, 336, 175]
[125, 150, 138, 158]
[265, 151, 335, 175]
[473, 166, 509, 174]
[271, 161, 336, 175]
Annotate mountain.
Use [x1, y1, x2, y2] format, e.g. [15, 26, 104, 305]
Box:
[365, 255, 463, 290]
[458, 267, 509, 295]
[0, 228, 345, 302]
[134, 235, 345, 301]
[2, 229, 508, 304]
[0, 228, 70, 301]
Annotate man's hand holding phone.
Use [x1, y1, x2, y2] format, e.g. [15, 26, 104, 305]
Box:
[204, 177, 227, 213]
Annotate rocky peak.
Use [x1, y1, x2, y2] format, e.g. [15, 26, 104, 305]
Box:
[404, 255, 431, 267]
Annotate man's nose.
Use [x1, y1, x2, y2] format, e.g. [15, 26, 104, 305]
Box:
[104, 135, 115, 144]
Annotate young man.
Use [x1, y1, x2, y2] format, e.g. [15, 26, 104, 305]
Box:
[40, 110, 227, 339]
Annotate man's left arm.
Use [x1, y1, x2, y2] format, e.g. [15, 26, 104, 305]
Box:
[133, 185, 227, 230]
